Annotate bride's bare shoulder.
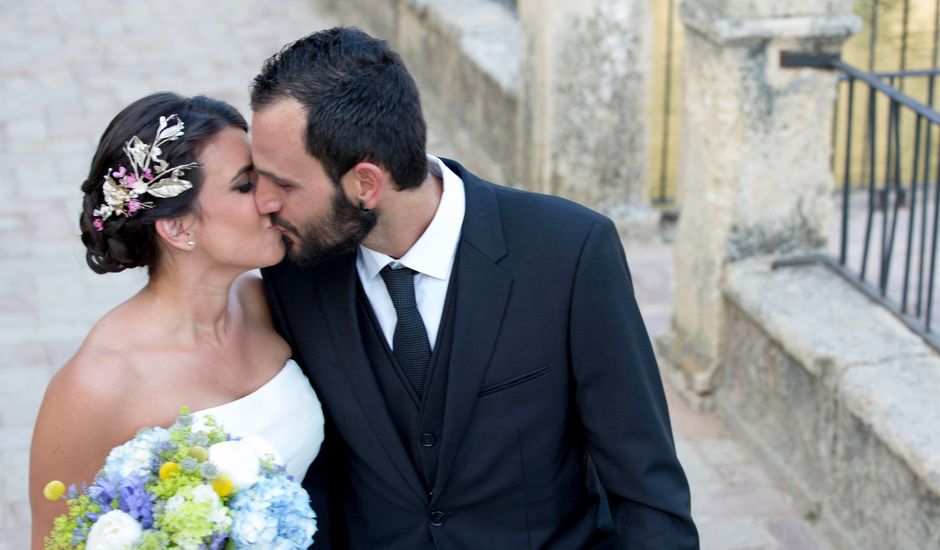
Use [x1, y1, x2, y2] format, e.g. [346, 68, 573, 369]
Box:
[50, 304, 142, 403]
[30, 306, 149, 535]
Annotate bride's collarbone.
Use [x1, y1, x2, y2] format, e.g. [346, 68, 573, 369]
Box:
[81, 331, 285, 394]
[110, 352, 283, 413]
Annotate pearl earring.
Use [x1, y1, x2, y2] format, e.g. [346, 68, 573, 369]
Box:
[187, 240, 196, 248]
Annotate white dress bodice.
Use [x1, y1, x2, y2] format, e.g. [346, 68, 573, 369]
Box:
[192, 359, 323, 481]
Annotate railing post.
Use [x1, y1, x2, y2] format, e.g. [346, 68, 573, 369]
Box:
[517, 0, 658, 241]
[658, 0, 861, 407]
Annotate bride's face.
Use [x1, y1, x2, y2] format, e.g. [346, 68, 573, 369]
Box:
[185, 127, 285, 270]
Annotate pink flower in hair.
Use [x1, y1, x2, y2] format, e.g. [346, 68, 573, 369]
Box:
[129, 179, 148, 194]
[142, 169, 153, 182]
[112, 166, 127, 178]
[92, 218, 104, 232]
[123, 173, 137, 187]
[127, 199, 142, 214]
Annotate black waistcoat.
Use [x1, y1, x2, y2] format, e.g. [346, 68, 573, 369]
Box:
[355, 269, 458, 494]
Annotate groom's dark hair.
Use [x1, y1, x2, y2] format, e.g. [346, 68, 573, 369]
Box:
[250, 27, 428, 190]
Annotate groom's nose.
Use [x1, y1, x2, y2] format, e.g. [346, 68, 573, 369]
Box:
[254, 177, 282, 215]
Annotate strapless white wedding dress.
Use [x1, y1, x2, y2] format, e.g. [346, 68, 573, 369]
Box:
[192, 359, 323, 481]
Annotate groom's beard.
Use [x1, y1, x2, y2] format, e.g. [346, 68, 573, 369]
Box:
[273, 188, 377, 267]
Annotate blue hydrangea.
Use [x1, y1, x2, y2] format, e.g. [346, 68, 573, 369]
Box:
[103, 427, 169, 480]
[228, 476, 316, 549]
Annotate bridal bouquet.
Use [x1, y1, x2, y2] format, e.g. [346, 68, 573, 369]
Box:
[43, 408, 316, 549]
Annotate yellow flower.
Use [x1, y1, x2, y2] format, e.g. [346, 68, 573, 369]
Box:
[43, 480, 66, 501]
[189, 446, 209, 462]
[159, 461, 181, 480]
[212, 475, 234, 497]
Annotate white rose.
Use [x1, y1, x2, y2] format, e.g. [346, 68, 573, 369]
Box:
[86, 510, 142, 550]
[240, 434, 285, 467]
[209, 440, 261, 489]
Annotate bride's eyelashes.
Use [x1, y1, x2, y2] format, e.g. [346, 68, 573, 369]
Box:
[234, 181, 255, 194]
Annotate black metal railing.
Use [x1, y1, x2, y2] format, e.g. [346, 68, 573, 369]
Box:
[779, 51, 940, 350]
[651, 0, 937, 205]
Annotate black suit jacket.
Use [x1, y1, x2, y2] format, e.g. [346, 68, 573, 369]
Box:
[262, 159, 698, 549]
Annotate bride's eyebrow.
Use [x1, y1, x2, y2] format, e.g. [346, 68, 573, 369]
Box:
[229, 164, 253, 184]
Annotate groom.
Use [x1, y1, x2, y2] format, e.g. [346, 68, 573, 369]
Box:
[251, 27, 697, 549]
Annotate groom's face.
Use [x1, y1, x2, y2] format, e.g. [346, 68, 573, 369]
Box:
[251, 98, 376, 266]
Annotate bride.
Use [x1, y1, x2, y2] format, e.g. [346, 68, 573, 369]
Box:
[28, 92, 324, 546]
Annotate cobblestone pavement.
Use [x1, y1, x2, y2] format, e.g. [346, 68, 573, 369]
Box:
[0, 1, 832, 548]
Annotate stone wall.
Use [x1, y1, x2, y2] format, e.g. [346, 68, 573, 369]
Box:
[719, 259, 940, 549]
[317, 0, 658, 240]
[518, 0, 657, 240]
[320, 0, 520, 185]
[660, 0, 860, 404]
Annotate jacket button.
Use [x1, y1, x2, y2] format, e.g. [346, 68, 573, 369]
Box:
[429, 510, 446, 526]
[420, 433, 436, 447]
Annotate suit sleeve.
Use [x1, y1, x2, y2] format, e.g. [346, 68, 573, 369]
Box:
[569, 219, 698, 549]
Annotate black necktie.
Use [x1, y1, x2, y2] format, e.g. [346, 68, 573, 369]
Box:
[380, 265, 431, 398]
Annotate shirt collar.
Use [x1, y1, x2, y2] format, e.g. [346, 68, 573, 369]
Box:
[358, 154, 466, 281]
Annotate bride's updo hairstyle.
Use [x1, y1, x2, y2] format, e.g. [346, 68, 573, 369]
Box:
[80, 92, 247, 274]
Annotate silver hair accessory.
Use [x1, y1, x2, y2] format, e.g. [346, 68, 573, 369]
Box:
[91, 114, 199, 231]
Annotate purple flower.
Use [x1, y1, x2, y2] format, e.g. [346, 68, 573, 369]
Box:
[92, 218, 104, 232]
[89, 472, 119, 509]
[208, 531, 229, 550]
[89, 472, 155, 529]
[127, 199, 141, 214]
[118, 480, 155, 528]
[112, 166, 127, 178]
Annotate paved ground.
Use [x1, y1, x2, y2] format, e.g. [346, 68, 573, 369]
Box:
[0, 1, 832, 548]
[624, 244, 833, 550]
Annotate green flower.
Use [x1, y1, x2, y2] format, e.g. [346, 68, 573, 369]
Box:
[155, 484, 232, 546]
[44, 492, 103, 549]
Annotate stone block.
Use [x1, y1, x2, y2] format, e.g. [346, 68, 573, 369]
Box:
[718, 260, 940, 549]
[693, 0, 854, 21]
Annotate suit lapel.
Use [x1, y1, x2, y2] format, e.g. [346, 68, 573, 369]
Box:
[314, 254, 426, 503]
[433, 162, 512, 497]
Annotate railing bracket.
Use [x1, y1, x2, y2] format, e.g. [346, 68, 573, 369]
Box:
[780, 51, 840, 70]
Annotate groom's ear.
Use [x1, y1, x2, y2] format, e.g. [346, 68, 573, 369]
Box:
[342, 162, 385, 210]
[154, 216, 196, 252]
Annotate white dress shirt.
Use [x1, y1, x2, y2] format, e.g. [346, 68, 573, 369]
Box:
[356, 155, 466, 350]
